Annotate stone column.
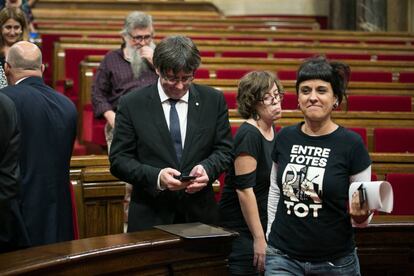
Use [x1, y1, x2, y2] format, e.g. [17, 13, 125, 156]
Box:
[329, 0, 357, 30]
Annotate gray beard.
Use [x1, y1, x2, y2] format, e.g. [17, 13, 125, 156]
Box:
[127, 46, 146, 79]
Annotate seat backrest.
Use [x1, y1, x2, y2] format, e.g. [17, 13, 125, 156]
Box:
[347, 95, 412, 112]
[348, 127, 368, 146]
[350, 71, 393, 82]
[374, 128, 414, 153]
[385, 173, 414, 215]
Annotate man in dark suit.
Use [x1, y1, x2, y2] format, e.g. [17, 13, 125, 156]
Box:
[0, 93, 30, 252]
[110, 36, 233, 232]
[1, 41, 77, 246]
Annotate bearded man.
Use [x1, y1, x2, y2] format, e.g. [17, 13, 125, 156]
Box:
[92, 12, 158, 226]
[92, 11, 158, 150]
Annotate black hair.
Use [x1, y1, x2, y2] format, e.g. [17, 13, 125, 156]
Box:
[295, 56, 350, 105]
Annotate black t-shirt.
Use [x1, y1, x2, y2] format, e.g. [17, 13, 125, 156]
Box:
[219, 122, 275, 235]
[268, 122, 371, 261]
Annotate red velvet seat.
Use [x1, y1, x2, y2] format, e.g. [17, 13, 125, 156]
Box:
[347, 95, 412, 112]
[277, 70, 297, 80]
[350, 71, 393, 82]
[224, 92, 237, 109]
[216, 69, 253, 79]
[377, 54, 414, 61]
[325, 53, 371, 60]
[82, 104, 106, 146]
[385, 173, 414, 215]
[281, 93, 298, 110]
[273, 52, 317, 59]
[195, 68, 210, 79]
[64, 48, 110, 106]
[374, 128, 414, 153]
[348, 127, 368, 146]
[199, 51, 216, 57]
[221, 51, 268, 58]
[398, 72, 414, 83]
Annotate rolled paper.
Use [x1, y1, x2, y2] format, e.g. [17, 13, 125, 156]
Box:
[349, 181, 394, 213]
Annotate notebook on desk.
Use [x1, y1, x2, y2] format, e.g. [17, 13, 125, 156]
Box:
[154, 222, 237, 239]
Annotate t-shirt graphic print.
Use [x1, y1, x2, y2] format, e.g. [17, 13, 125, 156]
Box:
[281, 145, 330, 218]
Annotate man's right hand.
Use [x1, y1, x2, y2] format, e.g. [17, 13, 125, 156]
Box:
[104, 110, 116, 128]
[159, 168, 191, 191]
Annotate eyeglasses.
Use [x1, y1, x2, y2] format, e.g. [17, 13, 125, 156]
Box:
[262, 93, 284, 105]
[162, 75, 194, 85]
[128, 33, 153, 43]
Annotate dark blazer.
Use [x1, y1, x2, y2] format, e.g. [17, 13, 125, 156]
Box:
[110, 82, 233, 231]
[1, 77, 77, 246]
[0, 93, 30, 252]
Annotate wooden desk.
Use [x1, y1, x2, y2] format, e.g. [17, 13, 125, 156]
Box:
[0, 226, 237, 275]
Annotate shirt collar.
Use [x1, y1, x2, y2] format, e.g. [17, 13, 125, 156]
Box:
[157, 78, 189, 103]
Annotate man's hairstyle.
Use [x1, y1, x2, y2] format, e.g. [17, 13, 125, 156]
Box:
[153, 35, 201, 76]
[121, 11, 153, 36]
[6, 44, 42, 71]
[237, 71, 283, 119]
[295, 56, 350, 105]
[0, 7, 28, 50]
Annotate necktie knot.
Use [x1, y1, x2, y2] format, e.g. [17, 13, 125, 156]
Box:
[169, 98, 179, 106]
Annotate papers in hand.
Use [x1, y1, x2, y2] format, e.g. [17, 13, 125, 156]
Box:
[349, 181, 394, 213]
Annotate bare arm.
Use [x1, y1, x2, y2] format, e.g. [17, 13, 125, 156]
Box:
[235, 154, 266, 272]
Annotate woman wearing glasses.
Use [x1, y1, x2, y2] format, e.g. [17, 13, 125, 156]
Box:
[265, 57, 372, 275]
[219, 71, 283, 275]
[0, 7, 28, 88]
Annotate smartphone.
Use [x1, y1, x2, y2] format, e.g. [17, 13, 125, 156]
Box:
[357, 183, 366, 208]
[174, 175, 196, 181]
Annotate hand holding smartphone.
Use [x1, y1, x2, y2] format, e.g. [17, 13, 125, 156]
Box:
[174, 175, 196, 182]
[357, 183, 367, 209]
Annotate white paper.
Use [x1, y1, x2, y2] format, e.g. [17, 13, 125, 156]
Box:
[349, 181, 394, 213]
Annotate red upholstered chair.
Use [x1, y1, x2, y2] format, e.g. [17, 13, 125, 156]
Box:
[385, 173, 414, 215]
[224, 92, 237, 109]
[216, 69, 253, 79]
[221, 51, 268, 58]
[348, 127, 368, 146]
[326, 53, 371, 60]
[195, 68, 210, 79]
[231, 125, 240, 137]
[277, 71, 297, 81]
[374, 128, 414, 153]
[399, 72, 414, 83]
[281, 93, 298, 110]
[199, 51, 215, 57]
[273, 52, 316, 59]
[377, 54, 414, 61]
[371, 173, 378, 181]
[347, 95, 412, 112]
[226, 36, 268, 41]
[64, 48, 110, 106]
[82, 104, 106, 146]
[350, 71, 393, 82]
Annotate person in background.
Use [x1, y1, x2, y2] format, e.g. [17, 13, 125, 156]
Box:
[265, 56, 372, 275]
[0, 92, 30, 253]
[92, 10, 158, 151]
[91, 11, 158, 226]
[1, 0, 36, 33]
[0, 7, 27, 88]
[110, 35, 233, 232]
[219, 71, 283, 275]
[1, 41, 77, 246]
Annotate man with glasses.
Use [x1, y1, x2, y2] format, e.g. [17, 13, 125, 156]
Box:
[110, 35, 233, 232]
[92, 11, 158, 151]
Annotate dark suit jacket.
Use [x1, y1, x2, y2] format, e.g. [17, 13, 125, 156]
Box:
[1, 77, 77, 246]
[0, 93, 30, 252]
[110, 82, 233, 231]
